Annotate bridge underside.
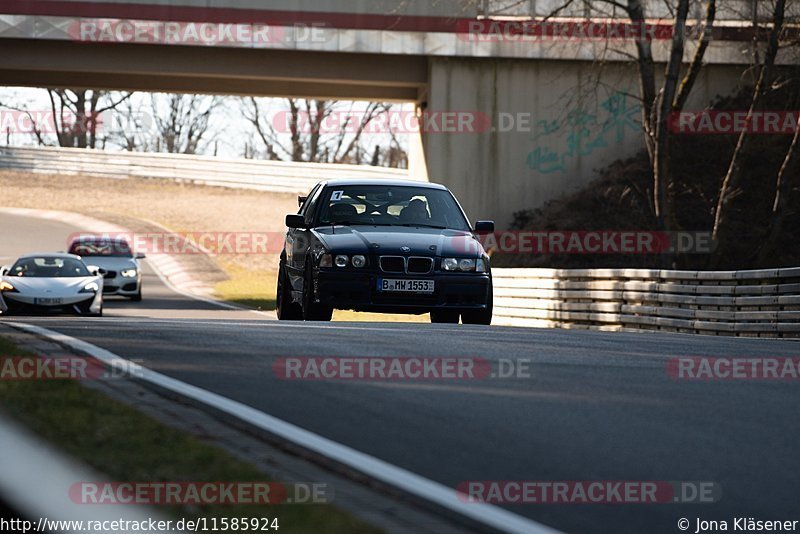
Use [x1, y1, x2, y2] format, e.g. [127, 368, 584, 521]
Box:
[0, 39, 427, 102]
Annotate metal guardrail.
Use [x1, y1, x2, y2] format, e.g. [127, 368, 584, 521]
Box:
[493, 267, 800, 338]
[0, 146, 411, 194]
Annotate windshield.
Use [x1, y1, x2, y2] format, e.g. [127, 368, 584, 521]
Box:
[8, 256, 92, 278]
[316, 185, 470, 231]
[68, 239, 134, 258]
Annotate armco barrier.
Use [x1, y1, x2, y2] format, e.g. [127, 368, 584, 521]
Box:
[0, 145, 411, 193]
[492, 267, 800, 338]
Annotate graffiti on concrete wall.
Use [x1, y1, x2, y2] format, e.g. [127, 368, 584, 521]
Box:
[527, 91, 641, 174]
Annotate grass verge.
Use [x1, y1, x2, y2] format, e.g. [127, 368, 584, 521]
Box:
[213, 261, 427, 323]
[0, 335, 380, 533]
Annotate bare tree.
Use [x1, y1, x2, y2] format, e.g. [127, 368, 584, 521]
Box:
[149, 94, 221, 154]
[711, 0, 788, 261]
[241, 97, 406, 167]
[47, 89, 133, 148]
[1, 89, 132, 148]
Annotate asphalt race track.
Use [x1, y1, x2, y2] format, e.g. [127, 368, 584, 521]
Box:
[3, 211, 800, 534]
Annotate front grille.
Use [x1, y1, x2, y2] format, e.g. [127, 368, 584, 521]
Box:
[122, 283, 138, 291]
[379, 256, 435, 274]
[103, 285, 119, 293]
[407, 257, 433, 274]
[380, 256, 405, 273]
[103, 271, 117, 279]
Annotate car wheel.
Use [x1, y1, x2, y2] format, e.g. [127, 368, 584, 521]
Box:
[130, 288, 142, 302]
[462, 286, 493, 325]
[302, 261, 333, 322]
[277, 262, 303, 321]
[430, 310, 460, 324]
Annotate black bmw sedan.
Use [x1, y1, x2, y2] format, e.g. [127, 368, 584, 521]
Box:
[277, 179, 494, 324]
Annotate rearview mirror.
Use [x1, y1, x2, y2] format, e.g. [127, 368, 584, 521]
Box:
[474, 220, 495, 233]
[135, 252, 146, 259]
[286, 214, 308, 229]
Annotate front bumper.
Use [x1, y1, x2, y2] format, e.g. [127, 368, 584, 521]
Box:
[102, 275, 140, 295]
[0, 293, 101, 315]
[315, 270, 491, 314]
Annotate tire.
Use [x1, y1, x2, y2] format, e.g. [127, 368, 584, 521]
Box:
[462, 285, 493, 325]
[130, 288, 142, 302]
[430, 310, 460, 324]
[277, 262, 303, 321]
[302, 261, 333, 322]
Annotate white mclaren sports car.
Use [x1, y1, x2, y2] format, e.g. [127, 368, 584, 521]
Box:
[0, 253, 104, 316]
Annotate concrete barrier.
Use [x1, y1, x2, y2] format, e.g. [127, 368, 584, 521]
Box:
[0, 145, 411, 194]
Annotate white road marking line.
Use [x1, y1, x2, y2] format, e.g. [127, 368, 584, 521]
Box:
[7, 321, 558, 534]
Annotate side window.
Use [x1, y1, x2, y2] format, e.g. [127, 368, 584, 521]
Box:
[299, 185, 320, 216]
[303, 186, 325, 226]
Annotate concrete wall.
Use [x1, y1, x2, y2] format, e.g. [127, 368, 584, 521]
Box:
[425, 57, 748, 228]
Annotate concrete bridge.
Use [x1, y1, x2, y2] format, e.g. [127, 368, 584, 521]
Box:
[0, 0, 786, 227]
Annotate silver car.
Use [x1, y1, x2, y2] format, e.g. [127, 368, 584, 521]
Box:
[0, 253, 104, 316]
[68, 236, 144, 301]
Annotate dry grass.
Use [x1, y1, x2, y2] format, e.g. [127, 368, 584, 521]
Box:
[0, 170, 296, 273]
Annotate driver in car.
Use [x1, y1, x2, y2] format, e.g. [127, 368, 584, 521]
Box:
[399, 199, 430, 224]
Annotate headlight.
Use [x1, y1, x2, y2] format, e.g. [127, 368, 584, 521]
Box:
[335, 255, 349, 268]
[0, 281, 17, 292]
[121, 269, 138, 278]
[80, 282, 100, 293]
[351, 255, 367, 268]
[442, 258, 485, 272]
[459, 259, 476, 271]
[442, 258, 459, 271]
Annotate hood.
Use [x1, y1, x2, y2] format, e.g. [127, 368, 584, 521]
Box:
[78, 256, 138, 270]
[314, 226, 484, 257]
[2, 275, 100, 297]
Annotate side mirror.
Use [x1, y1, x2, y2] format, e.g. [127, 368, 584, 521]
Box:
[474, 220, 495, 233]
[298, 196, 308, 208]
[86, 266, 106, 276]
[135, 252, 146, 259]
[286, 214, 308, 229]
[0, 265, 8, 276]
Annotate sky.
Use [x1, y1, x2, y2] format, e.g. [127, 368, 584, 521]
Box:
[0, 87, 411, 161]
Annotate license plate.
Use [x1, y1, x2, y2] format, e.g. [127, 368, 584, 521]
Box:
[34, 297, 63, 305]
[378, 279, 435, 294]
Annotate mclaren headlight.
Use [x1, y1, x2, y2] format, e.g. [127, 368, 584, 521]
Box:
[0, 281, 17, 292]
[80, 282, 100, 293]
